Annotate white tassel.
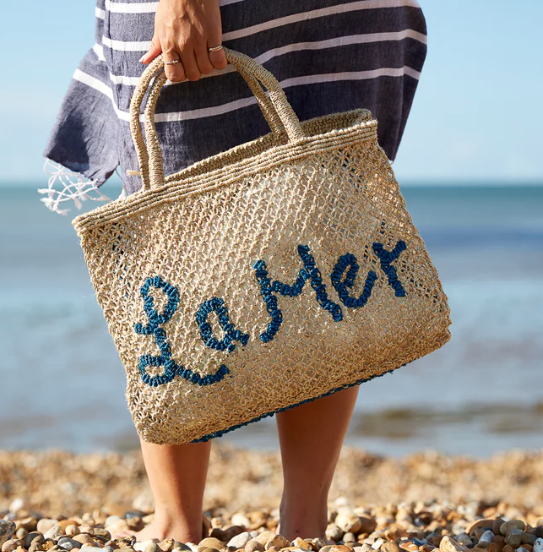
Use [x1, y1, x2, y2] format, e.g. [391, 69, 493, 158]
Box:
[38, 159, 112, 215]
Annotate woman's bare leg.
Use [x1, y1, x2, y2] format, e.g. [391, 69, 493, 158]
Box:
[131, 439, 212, 543]
[275, 385, 360, 541]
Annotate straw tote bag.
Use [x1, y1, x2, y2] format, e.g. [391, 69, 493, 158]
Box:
[72, 48, 452, 445]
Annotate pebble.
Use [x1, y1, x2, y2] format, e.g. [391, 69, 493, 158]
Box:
[439, 537, 468, 552]
[209, 529, 227, 542]
[93, 530, 111, 542]
[335, 511, 362, 534]
[58, 537, 82, 550]
[59, 521, 79, 530]
[73, 535, 97, 546]
[467, 521, 495, 536]
[246, 540, 265, 552]
[197, 538, 228, 552]
[359, 518, 377, 536]
[125, 512, 146, 520]
[252, 533, 276, 546]
[478, 531, 495, 546]
[173, 543, 191, 551]
[44, 526, 64, 541]
[264, 535, 290, 550]
[127, 518, 144, 532]
[223, 527, 245, 542]
[1, 541, 18, 552]
[38, 521, 59, 535]
[231, 514, 251, 529]
[228, 532, 251, 549]
[0, 524, 17, 548]
[500, 522, 526, 536]
[505, 530, 524, 548]
[454, 534, 472, 548]
[107, 520, 131, 537]
[381, 544, 399, 552]
[23, 532, 43, 549]
[325, 526, 344, 543]
[158, 539, 175, 552]
[292, 539, 313, 550]
[399, 543, 418, 552]
[9, 500, 24, 515]
[134, 542, 157, 552]
[106, 517, 123, 527]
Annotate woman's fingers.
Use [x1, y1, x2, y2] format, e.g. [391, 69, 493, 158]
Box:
[163, 47, 186, 83]
[206, 13, 227, 70]
[139, 35, 162, 64]
[179, 47, 201, 81]
[195, 40, 216, 76]
[144, 0, 228, 81]
[208, 46, 227, 71]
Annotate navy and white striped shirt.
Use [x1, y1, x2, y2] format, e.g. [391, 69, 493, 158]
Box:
[44, 0, 427, 196]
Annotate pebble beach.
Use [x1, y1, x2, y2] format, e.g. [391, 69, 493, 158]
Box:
[2, 444, 543, 552]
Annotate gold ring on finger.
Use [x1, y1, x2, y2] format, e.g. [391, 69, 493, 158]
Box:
[165, 59, 180, 65]
[208, 45, 223, 52]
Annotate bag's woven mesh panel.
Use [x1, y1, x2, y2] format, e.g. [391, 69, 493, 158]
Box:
[74, 115, 451, 445]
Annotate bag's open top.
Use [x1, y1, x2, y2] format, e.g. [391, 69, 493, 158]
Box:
[72, 107, 378, 234]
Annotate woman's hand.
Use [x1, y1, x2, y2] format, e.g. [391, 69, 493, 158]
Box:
[139, 0, 228, 83]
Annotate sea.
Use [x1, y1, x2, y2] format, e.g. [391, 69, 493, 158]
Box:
[1, 183, 542, 458]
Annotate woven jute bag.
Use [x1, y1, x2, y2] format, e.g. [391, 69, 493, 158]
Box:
[73, 48, 452, 445]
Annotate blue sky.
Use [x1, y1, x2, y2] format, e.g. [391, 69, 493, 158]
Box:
[0, 0, 542, 186]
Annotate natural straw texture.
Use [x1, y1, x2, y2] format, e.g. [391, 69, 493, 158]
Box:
[73, 48, 452, 445]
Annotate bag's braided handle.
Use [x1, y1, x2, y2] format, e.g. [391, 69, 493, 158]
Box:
[130, 55, 164, 192]
[130, 48, 305, 191]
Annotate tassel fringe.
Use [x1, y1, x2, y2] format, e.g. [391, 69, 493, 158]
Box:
[38, 159, 126, 215]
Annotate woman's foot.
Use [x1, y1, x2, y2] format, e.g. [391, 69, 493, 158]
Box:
[275, 518, 327, 541]
[130, 516, 206, 544]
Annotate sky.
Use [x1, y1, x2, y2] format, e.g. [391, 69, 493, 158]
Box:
[0, 0, 542, 186]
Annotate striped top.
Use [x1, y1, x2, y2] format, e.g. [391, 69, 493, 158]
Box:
[43, 0, 427, 198]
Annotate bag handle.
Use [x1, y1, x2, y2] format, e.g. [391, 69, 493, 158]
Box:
[129, 47, 305, 191]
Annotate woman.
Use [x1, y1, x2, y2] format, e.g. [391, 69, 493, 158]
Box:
[43, 0, 427, 543]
